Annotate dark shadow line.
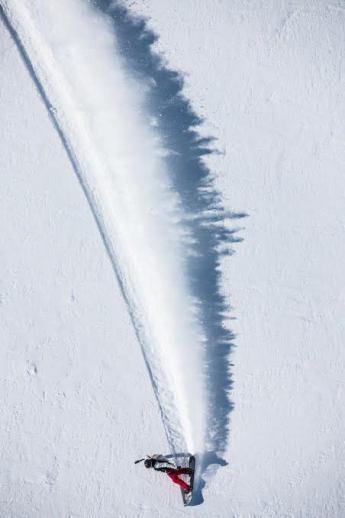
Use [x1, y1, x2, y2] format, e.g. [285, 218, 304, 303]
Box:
[91, 1, 247, 506]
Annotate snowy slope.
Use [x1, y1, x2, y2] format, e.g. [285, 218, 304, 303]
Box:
[0, 0, 227, 514]
[1, 0, 345, 517]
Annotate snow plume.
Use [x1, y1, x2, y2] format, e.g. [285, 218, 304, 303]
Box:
[92, 2, 245, 490]
[1, 0, 242, 496]
[1, 0, 206, 454]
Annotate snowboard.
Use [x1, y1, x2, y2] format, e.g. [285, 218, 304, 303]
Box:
[181, 454, 195, 506]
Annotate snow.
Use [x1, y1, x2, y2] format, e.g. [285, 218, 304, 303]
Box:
[1, 0, 345, 516]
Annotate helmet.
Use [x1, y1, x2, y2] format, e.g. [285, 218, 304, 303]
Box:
[144, 458, 154, 468]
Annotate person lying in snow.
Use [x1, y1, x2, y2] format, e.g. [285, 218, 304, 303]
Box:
[140, 454, 194, 492]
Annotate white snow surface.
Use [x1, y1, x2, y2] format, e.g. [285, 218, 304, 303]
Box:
[1, 0, 345, 517]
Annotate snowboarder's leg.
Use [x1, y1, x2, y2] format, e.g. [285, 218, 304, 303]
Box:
[167, 471, 190, 492]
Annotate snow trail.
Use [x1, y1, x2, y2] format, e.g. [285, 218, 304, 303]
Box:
[1, 0, 207, 457]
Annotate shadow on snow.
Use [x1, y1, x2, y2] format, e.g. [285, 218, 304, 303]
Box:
[92, 0, 246, 506]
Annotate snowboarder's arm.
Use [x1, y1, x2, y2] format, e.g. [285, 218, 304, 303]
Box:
[153, 455, 175, 466]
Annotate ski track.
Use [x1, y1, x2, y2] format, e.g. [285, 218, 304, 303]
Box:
[0, 0, 209, 470]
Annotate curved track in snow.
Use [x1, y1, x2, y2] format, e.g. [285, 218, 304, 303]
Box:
[1, 1, 236, 502]
[0, 0, 206, 456]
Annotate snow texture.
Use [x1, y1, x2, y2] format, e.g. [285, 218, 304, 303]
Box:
[1, 0, 345, 516]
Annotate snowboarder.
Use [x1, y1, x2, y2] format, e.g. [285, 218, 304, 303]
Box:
[136, 454, 194, 492]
